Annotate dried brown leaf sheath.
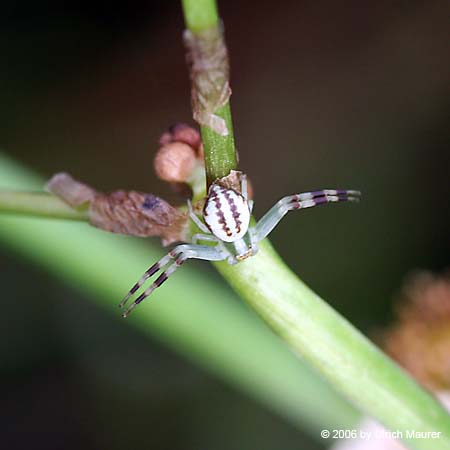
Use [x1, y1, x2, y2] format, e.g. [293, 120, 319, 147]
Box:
[46, 172, 96, 207]
[215, 170, 243, 192]
[214, 170, 253, 199]
[47, 173, 188, 246]
[184, 25, 231, 136]
[90, 191, 188, 246]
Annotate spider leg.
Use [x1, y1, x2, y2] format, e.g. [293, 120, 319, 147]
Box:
[188, 199, 210, 233]
[119, 252, 174, 308]
[252, 189, 361, 243]
[192, 233, 219, 244]
[240, 173, 248, 201]
[120, 244, 228, 317]
[248, 228, 259, 254]
[236, 172, 253, 212]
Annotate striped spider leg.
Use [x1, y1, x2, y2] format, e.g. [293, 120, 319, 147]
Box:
[120, 171, 360, 317]
[119, 243, 228, 317]
[250, 189, 361, 244]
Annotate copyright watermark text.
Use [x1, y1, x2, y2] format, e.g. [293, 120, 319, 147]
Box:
[320, 429, 442, 440]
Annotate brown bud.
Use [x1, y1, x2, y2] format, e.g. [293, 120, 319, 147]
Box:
[380, 271, 450, 391]
[158, 123, 201, 150]
[154, 142, 198, 183]
[158, 131, 173, 147]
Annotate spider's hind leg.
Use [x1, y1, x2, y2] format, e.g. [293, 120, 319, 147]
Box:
[120, 244, 228, 317]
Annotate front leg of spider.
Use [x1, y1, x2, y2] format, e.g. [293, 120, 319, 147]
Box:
[119, 243, 228, 317]
[251, 189, 361, 244]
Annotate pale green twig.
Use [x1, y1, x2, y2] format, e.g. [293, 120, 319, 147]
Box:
[0, 191, 88, 220]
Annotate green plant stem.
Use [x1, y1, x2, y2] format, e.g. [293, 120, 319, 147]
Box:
[182, 0, 219, 32]
[200, 103, 237, 184]
[0, 191, 88, 220]
[181, 0, 450, 448]
[181, 0, 238, 185]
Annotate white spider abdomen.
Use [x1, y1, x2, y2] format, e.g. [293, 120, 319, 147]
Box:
[203, 184, 250, 242]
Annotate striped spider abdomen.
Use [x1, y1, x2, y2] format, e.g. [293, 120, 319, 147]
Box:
[203, 184, 250, 243]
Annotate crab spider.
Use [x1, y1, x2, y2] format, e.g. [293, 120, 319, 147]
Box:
[120, 173, 361, 317]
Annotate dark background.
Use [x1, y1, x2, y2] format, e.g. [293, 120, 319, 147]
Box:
[1, 1, 449, 449]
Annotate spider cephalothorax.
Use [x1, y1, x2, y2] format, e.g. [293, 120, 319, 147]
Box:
[119, 172, 360, 317]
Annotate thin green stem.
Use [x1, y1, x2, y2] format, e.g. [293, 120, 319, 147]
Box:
[181, 0, 219, 32]
[200, 103, 237, 184]
[181, 0, 238, 185]
[0, 191, 88, 220]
